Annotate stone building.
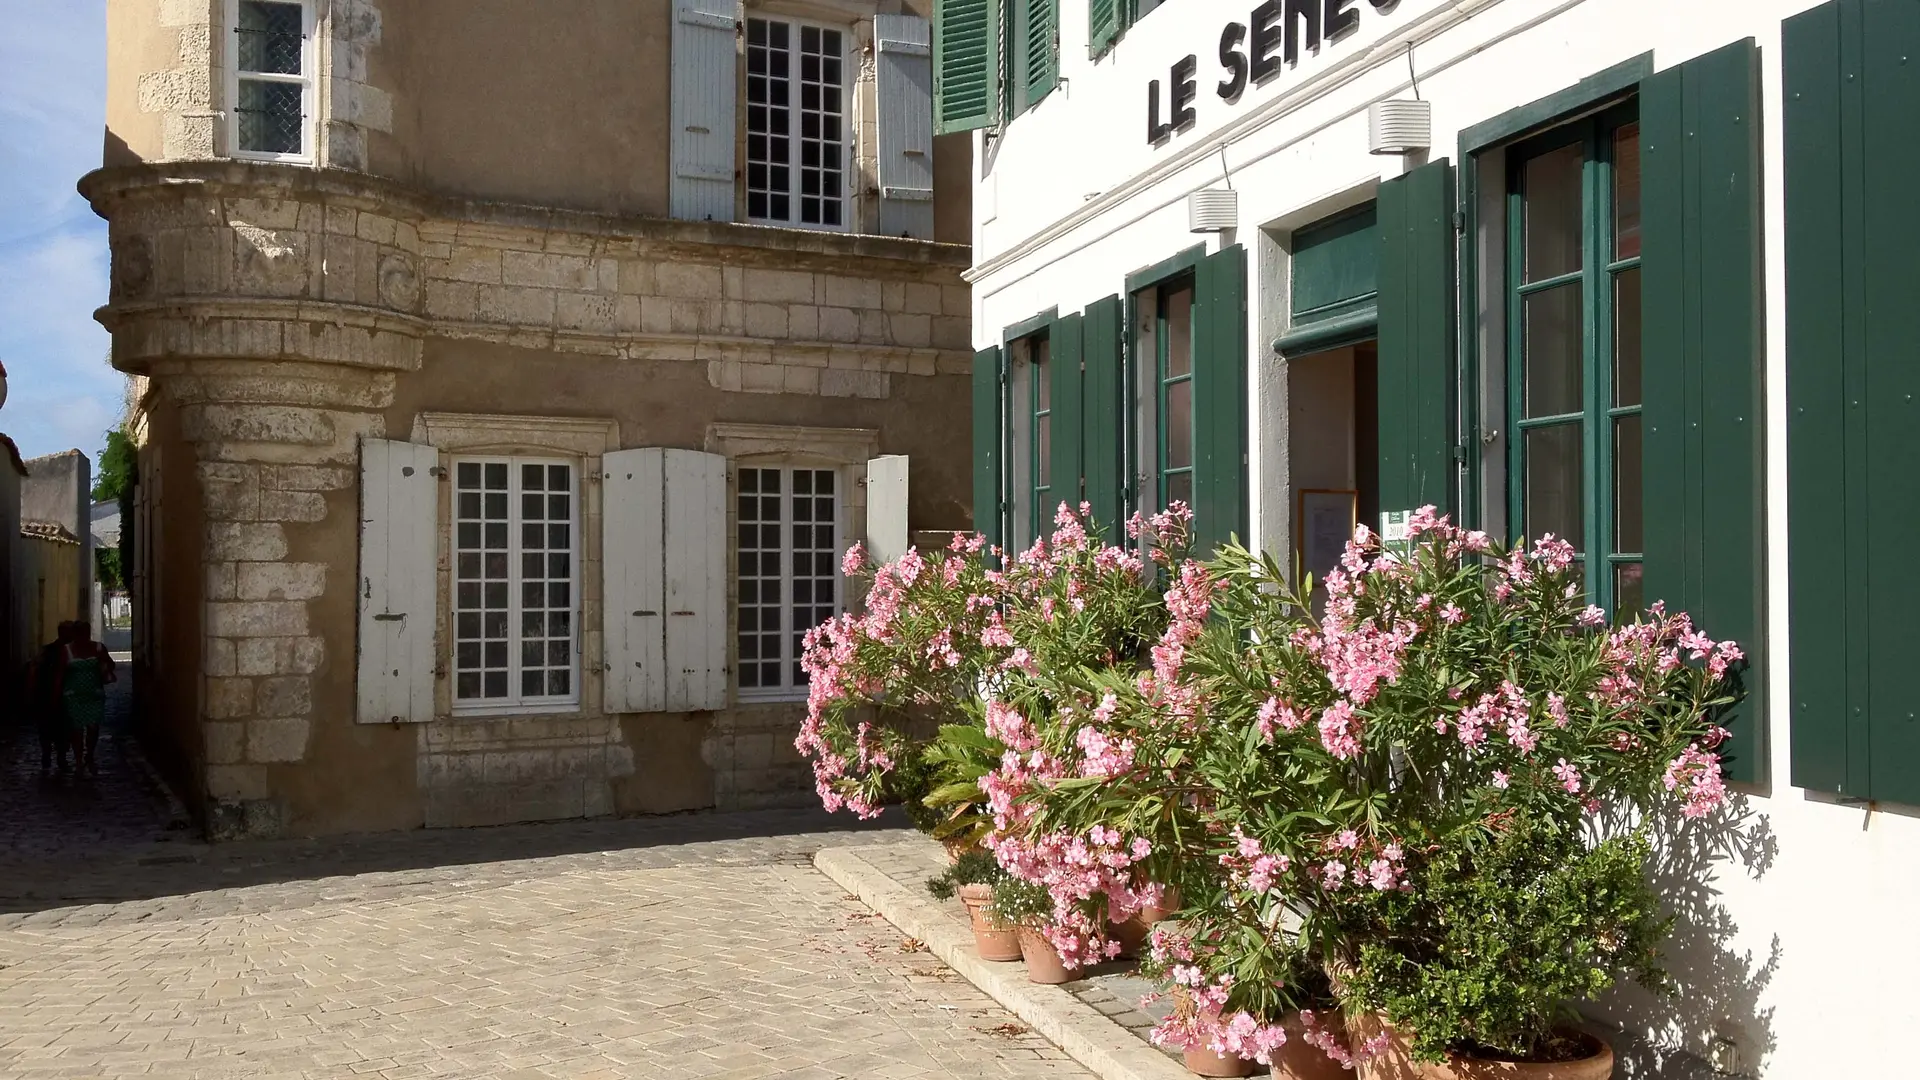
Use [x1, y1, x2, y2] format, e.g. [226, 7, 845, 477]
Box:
[87, 0, 974, 838]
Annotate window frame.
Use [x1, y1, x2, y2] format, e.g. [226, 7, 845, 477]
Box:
[734, 463, 845, 703]
[743, 12, 854, 233]
[1128, 274, 1197, 524]
[1002, 329, 1053, 547]
[225, 0, 317, 164]
[448, 455, 581, 718]
[1501, 101, 1642, 613]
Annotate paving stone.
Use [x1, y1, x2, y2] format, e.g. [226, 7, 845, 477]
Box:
[0, 771, 1091, 1080]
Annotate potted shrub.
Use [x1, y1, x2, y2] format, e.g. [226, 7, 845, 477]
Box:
[987, 877, 1077, 984]
[927, 849, 1022, 961]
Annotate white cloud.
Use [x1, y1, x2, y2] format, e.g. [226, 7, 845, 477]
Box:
[0, 0, 116, 461]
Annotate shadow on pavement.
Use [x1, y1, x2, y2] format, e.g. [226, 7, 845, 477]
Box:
[0, 800, 909, 918]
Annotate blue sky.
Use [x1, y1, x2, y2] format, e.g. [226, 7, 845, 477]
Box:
[0, 1, 118, 463]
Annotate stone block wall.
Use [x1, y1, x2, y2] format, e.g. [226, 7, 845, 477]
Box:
[86, 161, 972, 837]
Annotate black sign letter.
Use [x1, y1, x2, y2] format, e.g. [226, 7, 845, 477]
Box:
[1250, 0, 1284, 83]
[1171, 55, 1199, 131]
[1324, 0, 1360, 41]
[1285, 0, 1321, 65]
[1218, 23, 1249, 103]
[1147, 79, 1171, 144]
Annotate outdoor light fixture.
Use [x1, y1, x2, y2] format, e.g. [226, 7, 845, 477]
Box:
[1188, 188, 1239, 233]
[1369, 98, 1432, 155]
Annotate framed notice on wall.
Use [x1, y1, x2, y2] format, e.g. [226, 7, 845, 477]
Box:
[1297, 489, 1359, 589]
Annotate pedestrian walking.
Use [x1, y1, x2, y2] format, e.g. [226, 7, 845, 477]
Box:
[27, 622, 77, 776]
[54, 621, 116, 778]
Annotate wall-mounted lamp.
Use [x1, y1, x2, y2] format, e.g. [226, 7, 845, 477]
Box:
[1188, 188, 1239, 233]
[1369, 99, 1432, 155]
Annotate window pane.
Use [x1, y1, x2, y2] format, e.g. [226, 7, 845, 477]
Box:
[1613, 267, 1642, 407]
[1524, 143, 1585, 282]
[1036, 414, 1051, 488]
[1524, 423, 1584, 551]
[1166, 287, 1194, 376]
[1166, 471, 1193, 510]
[1614, 414, 1643, 553]
[1524, 283, 1584, 418]
[1613, 123, 1642, 260]
[1034, 346, 1051, 409]
[1166, 380, 1193, 470]
[237, 1, 303, 74]
[237, 79, 303, 155]
[1615, 562, 1644, 615]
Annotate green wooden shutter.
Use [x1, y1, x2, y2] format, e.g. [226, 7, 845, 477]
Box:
[1050, 313, 1086, 531]
[972, 346, 1004, 548]
[1012, 0, 1058, 115]
[1784, 0, 1920, 805]
[1082, 294, 1126, 543]
[1376, 160, 1457, 516]
[935, 0, 999, 134]
[1089, 0, 1122, 58]
[1641, 38, 1766, 785]
[1193, 245, 1249, 556]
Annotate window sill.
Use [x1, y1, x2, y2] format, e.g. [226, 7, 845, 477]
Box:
[229, 149, 315, 166]
[735, 691, 807, 706]
[448, 702, 584, 721]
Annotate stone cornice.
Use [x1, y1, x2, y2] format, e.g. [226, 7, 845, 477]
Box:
[78, 161, 973, 275]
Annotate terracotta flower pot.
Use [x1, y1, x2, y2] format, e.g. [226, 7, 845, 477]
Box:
[1349, 1014, 1615, 1080]
[1107, 916, 1150, 959]
[1184, 1045, 1260, 1077]
[1141, 885, 1182, 924]
[1269, 1012, 1350, 1080]
[1017, 927, 1076, 984]
[957, 884, 1022, 961]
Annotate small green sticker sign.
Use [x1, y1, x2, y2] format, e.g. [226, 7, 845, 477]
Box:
[1379, 510, 1414, 559]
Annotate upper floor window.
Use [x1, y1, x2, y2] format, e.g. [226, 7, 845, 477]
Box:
[1504, 105, 1642, 612]
[746, 17, 848, 230]
[451, 459, 579, 713]
[229, 0, 314, 161]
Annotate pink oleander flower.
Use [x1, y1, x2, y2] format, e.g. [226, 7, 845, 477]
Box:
[1491, 770, 1510, 789]
[1553, 758, 1583, 794]
[1318, 701, 1363, 760]
[1663, 745, 1729, 819]
[840, 542, 867, 577]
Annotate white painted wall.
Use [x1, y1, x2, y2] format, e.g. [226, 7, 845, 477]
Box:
[971, 0, 1920, 1075]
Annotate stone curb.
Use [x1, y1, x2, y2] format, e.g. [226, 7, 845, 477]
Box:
[815, 846, 1191, 1080]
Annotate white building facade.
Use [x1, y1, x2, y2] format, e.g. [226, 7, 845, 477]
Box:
[946, 0, 1920, 1075]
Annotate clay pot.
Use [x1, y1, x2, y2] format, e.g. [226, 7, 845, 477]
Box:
[957, 884, 1022, 961]
[1184, 1046, 1260, 1077]
[1141, 885, 1183, 924]
[1017, 927, 1076, 984]
[1107, 916, 1150, 959]
[1269, 1011, 1350, 1080]
[1348, 1015, 1615, 1080]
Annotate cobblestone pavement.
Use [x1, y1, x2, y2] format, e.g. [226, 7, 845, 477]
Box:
[0, 807, 1095, 1080]
[0, 652, 186, 864]
[848, 842, 1175, 1060]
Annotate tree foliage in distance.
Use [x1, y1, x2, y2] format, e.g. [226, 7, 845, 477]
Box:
[93, 425, 136, 503]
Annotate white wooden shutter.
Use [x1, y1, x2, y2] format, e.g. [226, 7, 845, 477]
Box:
[603, 448, 728, 713]
[663, 450, 728, 711]
[356, 439, 438, 724]
[875, 14, 936, 240]
[672, 0, 740, 222]
[866, 454, 910, 565]
[603, 448, 667, 714]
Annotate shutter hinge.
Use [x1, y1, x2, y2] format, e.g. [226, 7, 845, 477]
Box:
[1452, 444, 1468, 463]
[1453, 210, 1467, 234]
